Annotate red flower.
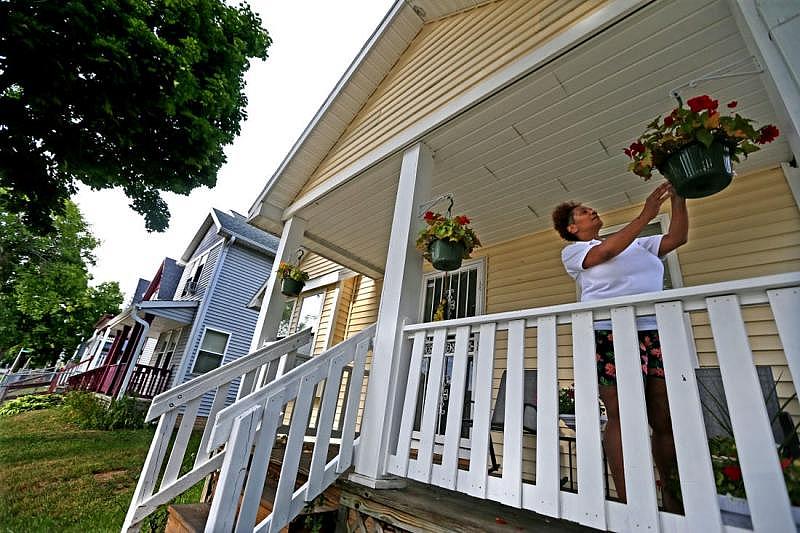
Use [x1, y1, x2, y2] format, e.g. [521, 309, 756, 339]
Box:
[455, 215, 470, 225]
[781, 458, 791, 470]
[628, 141, 645, 157]
[687, 95, 719, 113]
[423, 211, 435, 221]
[663, 115, 675, 127]
[757, 124, 780, 144]
[605, 363, 616, 377]
[727, 100, 738, 108]
[623, 148, 632, 157]
[722, 465, 742, 481]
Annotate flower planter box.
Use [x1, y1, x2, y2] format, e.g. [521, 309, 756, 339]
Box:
[660, 141, 733, 198]
[280, 278, 304, 297]
[717, 494, 800, 528]
[429, 239, 465, 271]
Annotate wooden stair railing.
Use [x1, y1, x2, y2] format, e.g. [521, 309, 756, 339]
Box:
[122, 328, 314, 532]
[123, 324, 375, 532]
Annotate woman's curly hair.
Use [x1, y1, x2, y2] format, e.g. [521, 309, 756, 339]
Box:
[552, 201, 580, 241]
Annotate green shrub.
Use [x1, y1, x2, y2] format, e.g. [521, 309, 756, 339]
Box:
[0, 394, 63, 417]
[61, 391, 147, 430]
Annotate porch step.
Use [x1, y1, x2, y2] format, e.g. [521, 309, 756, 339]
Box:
[165, 503, 209, 533]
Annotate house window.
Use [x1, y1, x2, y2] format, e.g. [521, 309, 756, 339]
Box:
[415, 259, 485, 440]
[294, 292, 324, 334]
[276, 300, 295, 339]
[153, 328, 182, 369]
[192, 328, 229, 374]
[182, 254, 208, 296]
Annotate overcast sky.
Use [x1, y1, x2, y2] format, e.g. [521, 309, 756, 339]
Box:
[73, 1, 395, 301]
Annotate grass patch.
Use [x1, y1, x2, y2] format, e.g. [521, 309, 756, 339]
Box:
[0, 408, 204, 532]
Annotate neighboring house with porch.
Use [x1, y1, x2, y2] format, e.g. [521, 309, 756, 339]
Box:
[126, 2, 800, 532]
[69, 209, 279, 413]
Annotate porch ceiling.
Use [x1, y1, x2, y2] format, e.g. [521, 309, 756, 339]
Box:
[296, 0, 793, 277]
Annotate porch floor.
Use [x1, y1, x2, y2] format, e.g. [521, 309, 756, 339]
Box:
[336, 477, 593, 532]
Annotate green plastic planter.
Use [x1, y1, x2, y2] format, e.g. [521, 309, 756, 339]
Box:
[429, 239, 465, 271]
[280, 278, 304, 297]
[660, 141, 733, 198]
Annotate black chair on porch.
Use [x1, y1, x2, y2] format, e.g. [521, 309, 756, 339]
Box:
[486, 370, 608, 494]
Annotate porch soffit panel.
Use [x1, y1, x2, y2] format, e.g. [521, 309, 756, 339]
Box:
[293, 0, 792, 275]
[295, 0, 610, 200]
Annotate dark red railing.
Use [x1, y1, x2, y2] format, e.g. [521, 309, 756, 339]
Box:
[126, 364, 171, 399]
[67, 363, 170, 399]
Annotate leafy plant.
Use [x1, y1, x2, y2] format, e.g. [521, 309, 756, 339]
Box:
[698, 372, 800, 505]
[61, 391, 146, 430]
[559, 386, 576, 415]
[0, 393, 62, 417]
[277, 262, 309, 283]
[416, 211, 481, 263]
[624, 95, 780, 180]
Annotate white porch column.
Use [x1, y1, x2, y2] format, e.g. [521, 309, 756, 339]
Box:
[353, 142, 433, 485]
[249, 216, 307, 350]
[730, 0, 800, 162]
[237, 216, 307, 399]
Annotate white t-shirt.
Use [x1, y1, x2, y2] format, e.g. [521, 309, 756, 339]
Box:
[561, 235, 664, 330]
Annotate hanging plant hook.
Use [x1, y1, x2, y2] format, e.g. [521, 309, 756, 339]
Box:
[296, 248, 304, 264]
[671, 90, 683, 109]
[418, 192, 455, 218]
[446, 196, 454, 218]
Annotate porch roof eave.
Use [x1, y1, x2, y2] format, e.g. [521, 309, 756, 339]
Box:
[249, 0, 795, 278]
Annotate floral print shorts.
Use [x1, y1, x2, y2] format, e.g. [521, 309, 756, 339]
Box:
[595, 330, 664, 387]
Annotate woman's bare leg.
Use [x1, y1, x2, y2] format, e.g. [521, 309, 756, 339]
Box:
[645, 378, 683, 513]
[599, 385, 625, 502]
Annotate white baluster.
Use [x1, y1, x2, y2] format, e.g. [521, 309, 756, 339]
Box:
[533, 315, 560, 518]
[411, 327, 447, 483]
[707, 295, 793, 531]
[610, 306, 658, 531]
[500, 319, 525, 508]
[655, 301, 722, 532]
[466, 322, 496, 498]
[390, 330, 427, 477]
[439, 326, 471, 490]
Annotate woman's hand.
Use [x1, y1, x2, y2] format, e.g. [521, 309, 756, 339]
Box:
[582, 182, 673, 269]
[639, 182, 673, 222]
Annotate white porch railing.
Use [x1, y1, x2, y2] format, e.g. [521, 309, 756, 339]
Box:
[386, 272, 800, 532]
[122, 324, 374, 532]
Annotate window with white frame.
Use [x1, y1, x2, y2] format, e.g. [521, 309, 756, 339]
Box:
[415, 259, 485, 441]
[153, 328, 182, 369]
[192, 328, 229, 374]
[294, 291, 324, 334]
[182, 253, 208, 296]
[276, 300, 295, 339]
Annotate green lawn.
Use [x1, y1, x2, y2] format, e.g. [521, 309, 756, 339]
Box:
[0, 408, 202, 532]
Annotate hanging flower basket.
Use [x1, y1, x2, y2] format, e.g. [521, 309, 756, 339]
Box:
[277, 261, 309, 297]
[659, 141, 733, 198]
[429, 239, 465, 271]
[280, 277, 304, 297]
[625, 95, 779, 198]
[416, 212, 480, 272]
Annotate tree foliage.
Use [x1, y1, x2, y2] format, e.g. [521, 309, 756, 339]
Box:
[0, 0, 270, 232]
[0, 200, 124, 366]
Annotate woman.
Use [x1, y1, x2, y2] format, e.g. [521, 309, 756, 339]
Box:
[551, 182, 688, 512]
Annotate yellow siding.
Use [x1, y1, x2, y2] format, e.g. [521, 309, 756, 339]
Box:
[344, 276, 382, 338]
[311, 286, 338, 356]
[300, 252, 344, 279]
[298, 0, 608, 197]
[331, 277, 357, 347]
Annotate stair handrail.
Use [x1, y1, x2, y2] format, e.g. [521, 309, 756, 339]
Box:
[208, 324, 374, 450]
[147, 328, 313, 421]
[122, 328, 314, 532]
[204, 324, 376, 532]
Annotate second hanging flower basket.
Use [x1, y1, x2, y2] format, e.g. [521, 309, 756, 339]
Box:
[416, 211, 481, 272]
[625, 95, 779, 198]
